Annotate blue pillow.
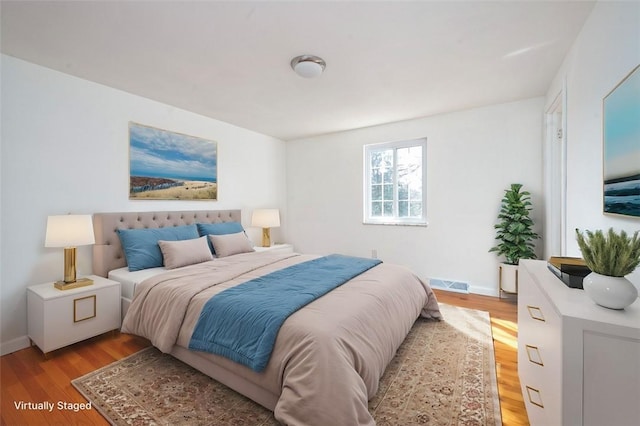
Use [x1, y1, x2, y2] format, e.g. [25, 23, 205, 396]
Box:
[197, 222, 245, 254]
[117, 225, 199, 271]
[197, 222, 244, 236]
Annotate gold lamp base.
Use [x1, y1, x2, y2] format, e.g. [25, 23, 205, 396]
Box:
[261, 227, 271, 247]
[53, 246, 93, 290]
[54, 277, 94, 291]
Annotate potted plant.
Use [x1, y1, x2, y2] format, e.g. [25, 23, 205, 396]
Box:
[576, 228, 640, 309]
[489, 183, 540, 294]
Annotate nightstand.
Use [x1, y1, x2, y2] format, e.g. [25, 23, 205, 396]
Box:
[254, 243, 294, 254]
[27, 275, 121, 356]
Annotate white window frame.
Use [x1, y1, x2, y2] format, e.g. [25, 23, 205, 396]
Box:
[363, 138, 428, 226]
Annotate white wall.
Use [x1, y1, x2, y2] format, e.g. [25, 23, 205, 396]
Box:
[0, 55, 287, 355]
[545, 1, 640, 286]
[286, 97, 544, 296]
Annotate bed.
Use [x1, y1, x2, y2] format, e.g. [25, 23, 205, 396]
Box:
[93, 210, 441, 426]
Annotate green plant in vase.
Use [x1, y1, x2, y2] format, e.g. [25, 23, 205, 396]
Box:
[576, 228, 640, 309]
[489, 183, 539, 293]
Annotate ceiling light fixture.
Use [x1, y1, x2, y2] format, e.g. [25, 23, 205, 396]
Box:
[291, 55, 326, 78]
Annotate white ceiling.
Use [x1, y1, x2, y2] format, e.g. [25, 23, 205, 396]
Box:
[1, 1, 595, 141]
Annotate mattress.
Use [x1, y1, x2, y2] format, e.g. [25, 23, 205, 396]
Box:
[108, 266, 167, 300]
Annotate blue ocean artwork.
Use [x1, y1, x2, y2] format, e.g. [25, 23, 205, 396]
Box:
[604, 177, 640, 217]
[603, 65, 640, 217]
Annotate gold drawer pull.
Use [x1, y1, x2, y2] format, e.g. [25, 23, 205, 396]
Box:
[527, 305, 545, 322]
[526, 386, 544, 408]
[74, 295, 97, 323]
[525, 345, 544, 366]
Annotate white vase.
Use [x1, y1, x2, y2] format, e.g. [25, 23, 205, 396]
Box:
[499, 263, 518, 293]
[583, 272, 639, 310]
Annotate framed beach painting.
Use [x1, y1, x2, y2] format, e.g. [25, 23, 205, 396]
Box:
[129, 122, 218, 200]
[603, 64, 640, 218]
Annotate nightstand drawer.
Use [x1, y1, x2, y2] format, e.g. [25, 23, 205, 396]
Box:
[28, 276, 121, 354]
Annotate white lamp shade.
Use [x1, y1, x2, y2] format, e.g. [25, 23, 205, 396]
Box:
[294, 61, 324, 78]
[251, 209, 281, 228]
[45, 215, 95, 247]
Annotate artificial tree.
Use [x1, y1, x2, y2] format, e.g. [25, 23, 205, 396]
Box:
[489, 183, 540, 293]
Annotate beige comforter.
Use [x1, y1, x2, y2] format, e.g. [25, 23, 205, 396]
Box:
[122, 251, 441, 426]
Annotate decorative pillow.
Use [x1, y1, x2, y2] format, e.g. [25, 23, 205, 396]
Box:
[158, 236, 213, 269]
[197, 221, 244, 236]
[208, 232, 255, 258]
[117, 225, 199, 271]
[197, 222, 246, 254]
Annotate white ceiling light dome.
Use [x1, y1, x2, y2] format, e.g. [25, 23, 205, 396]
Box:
[291, 55, 326, 78]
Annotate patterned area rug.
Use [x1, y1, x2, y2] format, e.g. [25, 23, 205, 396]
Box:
[72, 304, 501, 425]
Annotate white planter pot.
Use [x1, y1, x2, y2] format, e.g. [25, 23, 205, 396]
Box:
[583, 272, 639, 310]
[499, 263, 519, 294]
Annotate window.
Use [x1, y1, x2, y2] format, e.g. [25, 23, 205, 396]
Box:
[364, 138, 427, 225]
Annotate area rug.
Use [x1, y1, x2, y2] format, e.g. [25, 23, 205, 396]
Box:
[72, 304, 501, 425]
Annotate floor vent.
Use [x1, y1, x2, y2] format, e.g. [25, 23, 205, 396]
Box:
[429, 278, 470, 294]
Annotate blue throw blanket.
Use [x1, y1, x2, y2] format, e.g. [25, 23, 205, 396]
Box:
[188, 254, 382, 372]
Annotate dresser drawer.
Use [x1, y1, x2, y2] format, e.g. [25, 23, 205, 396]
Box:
[518, 265, 563, 425]
[519, 273, 559, 328]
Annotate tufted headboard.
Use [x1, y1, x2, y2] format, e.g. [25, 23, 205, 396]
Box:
[92, 209, 241, 277]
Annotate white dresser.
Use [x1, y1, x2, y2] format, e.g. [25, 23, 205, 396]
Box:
[518, 260, 640, 426]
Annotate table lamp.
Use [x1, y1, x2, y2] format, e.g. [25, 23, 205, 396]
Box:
[45, 214, 95, 290]
[251, 209, 280, 247]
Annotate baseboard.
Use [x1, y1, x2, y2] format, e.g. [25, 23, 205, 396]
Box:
[430, 278, 501, 298]
[434, 287, 469, 294]
[0, 335, 31, 356]
[469, 286, 501, 298]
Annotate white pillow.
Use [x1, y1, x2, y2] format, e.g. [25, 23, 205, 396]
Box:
[208, 232, 255, 258]
[158, 236, 213, 269]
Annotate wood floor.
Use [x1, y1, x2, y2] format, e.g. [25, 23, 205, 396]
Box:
[434, 289, 529, 426]
[1, 290, 528, 426]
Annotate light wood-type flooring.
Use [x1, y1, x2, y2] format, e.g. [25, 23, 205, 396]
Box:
[434, 289, 528, 426]
[1, 289, 528, 425]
